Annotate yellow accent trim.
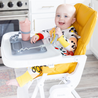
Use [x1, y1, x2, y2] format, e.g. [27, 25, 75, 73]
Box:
[16, 71, 33, 87]
[71, 30, 74, 32]
[35, 34, 39, 39]
[68, 25, 74, 29]
[42, 62, 77, 74]
[31, 66, 42, 73]
[50, 30, 56, 43]
[58, 35, 70, 48]
[49, 28, 55, 37]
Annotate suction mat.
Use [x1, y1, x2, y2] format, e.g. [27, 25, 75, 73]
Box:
[10, 38, 47, 55]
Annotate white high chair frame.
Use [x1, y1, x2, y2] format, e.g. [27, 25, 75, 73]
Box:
[29, 55, 87, 98]
[1, 32, 87, 98]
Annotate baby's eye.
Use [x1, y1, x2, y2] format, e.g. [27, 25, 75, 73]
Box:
[57, 15, 60, 17]
[65, 15, 68, 17]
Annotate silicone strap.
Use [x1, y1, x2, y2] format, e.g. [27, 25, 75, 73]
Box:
[52, 34, 58, 44]
[21, 31, 30, 34]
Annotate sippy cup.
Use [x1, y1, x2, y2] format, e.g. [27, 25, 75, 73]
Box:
[20, 18, 31, 41]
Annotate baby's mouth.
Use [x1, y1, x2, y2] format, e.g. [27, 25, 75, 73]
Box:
[59, 22, 65, 25]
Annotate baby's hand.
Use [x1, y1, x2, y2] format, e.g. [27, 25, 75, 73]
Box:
[6, 79, 19, 87]
[30, 35, 39, 43]
[55, 27, 62, 38]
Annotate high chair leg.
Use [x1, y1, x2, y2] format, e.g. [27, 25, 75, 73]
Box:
[71, 90, 81, 98]
[17, 80, 34, 98]
[39, 80, 45, 98]
[31, 73, 47, 98]
[31, 84, 39, 98]
[17, 84, 29, 98]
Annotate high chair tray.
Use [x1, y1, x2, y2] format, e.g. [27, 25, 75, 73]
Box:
[1, 32, 62, 68]
[10, 38, 47, 55]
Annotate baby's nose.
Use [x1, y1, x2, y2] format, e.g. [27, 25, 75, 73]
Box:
[60, 16, 63, 20]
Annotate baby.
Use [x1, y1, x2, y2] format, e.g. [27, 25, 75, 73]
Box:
[6, 4, 80, 87]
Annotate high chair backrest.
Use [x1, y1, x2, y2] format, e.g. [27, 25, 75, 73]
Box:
[73, 3, 97, 55]
[41, 3, 98, 75]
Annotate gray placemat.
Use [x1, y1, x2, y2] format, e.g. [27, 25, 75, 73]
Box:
[10, 38, 47, 55]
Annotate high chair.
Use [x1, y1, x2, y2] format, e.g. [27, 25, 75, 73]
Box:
[29, 3, 98, 98]
[1, 3, 97, 98]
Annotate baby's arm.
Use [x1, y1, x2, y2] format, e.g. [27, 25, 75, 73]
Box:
[58, 35, 77, 52]
[55, 27, 71, 49]
[30, 29, 51, 43]
[56, 27, 79, 54]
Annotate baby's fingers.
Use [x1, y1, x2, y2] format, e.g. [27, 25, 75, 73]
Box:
[30, 37, 35, 43]
[30, 35, 39, 43]
[30, 39, 33, 43]
[34, 38, 37, 43]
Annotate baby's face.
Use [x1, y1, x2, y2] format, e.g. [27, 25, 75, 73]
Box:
[55, 4, 76, 30]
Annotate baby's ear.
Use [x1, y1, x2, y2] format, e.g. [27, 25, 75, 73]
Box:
[72, 18, 76, 24]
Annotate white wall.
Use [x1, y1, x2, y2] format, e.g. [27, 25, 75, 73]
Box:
[83, 0, 93, 55]
[83, 0, 91, 6]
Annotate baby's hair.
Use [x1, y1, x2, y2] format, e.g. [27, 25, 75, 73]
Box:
[56, 4, 76, 18]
